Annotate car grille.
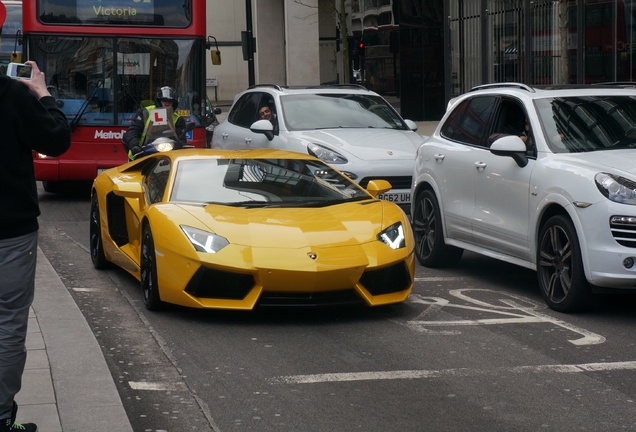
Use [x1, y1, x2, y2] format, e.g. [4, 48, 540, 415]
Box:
[359, 261, 412, 295]
[184, 267, 254, 300]
[610, 215, 636, 248]
[256, 290, 364, 308]
[358, 176, 412, 189]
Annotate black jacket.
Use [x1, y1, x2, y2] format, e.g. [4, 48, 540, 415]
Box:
[0, 76, 71, 240]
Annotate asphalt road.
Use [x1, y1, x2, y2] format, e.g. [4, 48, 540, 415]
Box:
[37, 183, 636, 432]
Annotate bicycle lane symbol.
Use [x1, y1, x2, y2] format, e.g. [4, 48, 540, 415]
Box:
[398, 289, 605, 346]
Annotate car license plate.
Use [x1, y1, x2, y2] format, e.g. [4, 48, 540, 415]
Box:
[378, 192, 411, 204]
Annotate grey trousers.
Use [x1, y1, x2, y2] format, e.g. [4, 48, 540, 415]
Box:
[0, 232, 37, 420]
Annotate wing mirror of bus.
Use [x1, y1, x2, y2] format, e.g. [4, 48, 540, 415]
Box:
[207, 36, 222, 65]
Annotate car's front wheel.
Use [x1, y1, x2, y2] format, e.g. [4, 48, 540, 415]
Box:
[141, 224, 164, 311]
[89, 194, 110, 269]
[412, 189, 463, 267]
[537, 215, 591, 312]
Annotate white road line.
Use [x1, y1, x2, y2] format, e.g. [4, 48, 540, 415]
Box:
[128, 381, 188, 391]
[414, 277, 466, 282]
[403, 292, 606, 346]
[270, 360, 636, 385]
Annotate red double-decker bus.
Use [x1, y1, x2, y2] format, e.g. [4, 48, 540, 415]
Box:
[23, 0, 209, 191]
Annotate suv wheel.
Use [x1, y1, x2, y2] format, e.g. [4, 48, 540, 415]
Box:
[537, 215, 591, 312]
[412, 189, 463, 267]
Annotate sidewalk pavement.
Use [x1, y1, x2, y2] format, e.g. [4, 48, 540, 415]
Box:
[16, 247, 133, 432]
[18, 118, 438, 432]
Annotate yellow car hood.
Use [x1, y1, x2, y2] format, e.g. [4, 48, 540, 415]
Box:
[177, 201, 391, 248]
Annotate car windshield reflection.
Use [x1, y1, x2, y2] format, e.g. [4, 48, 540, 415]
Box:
[170, 158, 371, 206]
[280, 93, 408, 131]
[536, 96, 636, 153]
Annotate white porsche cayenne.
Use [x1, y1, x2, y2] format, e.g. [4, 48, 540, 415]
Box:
[411, 83, 636, 312]
[212, 85, 426, 210]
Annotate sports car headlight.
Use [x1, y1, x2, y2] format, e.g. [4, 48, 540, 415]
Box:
[307, 143, 348, 164]
[378, 222, 406, 249]
[181, 226, 229, 253]
[595, 173, 636, 205]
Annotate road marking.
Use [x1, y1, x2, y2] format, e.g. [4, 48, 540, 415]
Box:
[128, 381, 188, 391]
[414, 277, 466, 282]
[401, 290, 605, 345]
[72, 288, 101, 292]
[270, 360, 636, 384]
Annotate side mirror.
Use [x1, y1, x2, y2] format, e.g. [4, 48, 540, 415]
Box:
[211, 50, 221, 65]
[207, 36, 222, 65]
[366, 180, 392, 198]
[184, 119, 196, 133]
[113, 182, 144, 198]
[404, 119, 418, 132]
[250, 119, 275, 141]
[489, 135, 529, 168]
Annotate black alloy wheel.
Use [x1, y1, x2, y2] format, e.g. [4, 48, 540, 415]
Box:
[412, 189, 463, 267]
[89, 193, 110, 269]
[537, 214, 591, 312]
[141, 223, 164, 311]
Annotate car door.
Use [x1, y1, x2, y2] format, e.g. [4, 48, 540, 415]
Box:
[214, 91, 275, 149]
[434, 95, 497, 243]
[471, 98, 535, 261]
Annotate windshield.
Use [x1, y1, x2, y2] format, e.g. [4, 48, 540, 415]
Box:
[280, 93, 408, 131]
[536, 96, 636, 152]
[170, 158, 371, 206]
[28, 35, 205, 127]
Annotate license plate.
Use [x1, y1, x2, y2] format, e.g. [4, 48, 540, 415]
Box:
[378, 192, 411, 204]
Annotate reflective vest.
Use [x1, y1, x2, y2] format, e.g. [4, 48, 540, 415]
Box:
[139, 105, 182, 145]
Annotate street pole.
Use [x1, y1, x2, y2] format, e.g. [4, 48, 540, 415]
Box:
[245, 0, 255, 86]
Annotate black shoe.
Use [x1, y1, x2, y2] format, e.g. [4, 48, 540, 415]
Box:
[7, 422, 38, 432]
[0, 402, 37, 432]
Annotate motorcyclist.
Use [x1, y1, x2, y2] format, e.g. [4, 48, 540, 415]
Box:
[122, 86, 186, 160]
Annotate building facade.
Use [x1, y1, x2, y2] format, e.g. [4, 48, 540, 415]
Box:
[206, 0, 636, 121]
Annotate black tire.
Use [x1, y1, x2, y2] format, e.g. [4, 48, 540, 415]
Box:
[42, 181, 62, 193]
[537, 215, 591, 312]
[89, 193, 111, 269]
[412, 189, 463, 267]
[141, 224, 164, 311]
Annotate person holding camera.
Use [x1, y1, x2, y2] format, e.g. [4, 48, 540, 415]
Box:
[122, 86, 186, 161]
[0, 60, 71, 432]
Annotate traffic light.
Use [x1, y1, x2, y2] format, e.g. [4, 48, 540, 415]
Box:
[358, 42, 365, 56]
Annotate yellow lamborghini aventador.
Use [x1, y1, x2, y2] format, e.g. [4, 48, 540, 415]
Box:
[90, 148, 414, 310]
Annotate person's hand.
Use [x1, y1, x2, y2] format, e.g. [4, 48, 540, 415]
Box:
[131, 146, 143, 156]
[19, 61, 52, 100]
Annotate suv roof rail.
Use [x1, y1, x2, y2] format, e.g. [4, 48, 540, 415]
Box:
[249, 84, 284, 91]
[470, 82, 535, 93]
[250, 83, 370, 92]
[590, 81, 636, 87]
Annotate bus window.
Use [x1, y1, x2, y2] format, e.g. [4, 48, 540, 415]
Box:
[0, 1, 22, 74]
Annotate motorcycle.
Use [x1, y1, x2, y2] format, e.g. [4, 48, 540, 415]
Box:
[204, 97, 222, 147]
[131, 106, 195, 160]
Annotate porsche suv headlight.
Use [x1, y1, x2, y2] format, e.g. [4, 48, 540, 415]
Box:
[378, 222, 406, 249]
[307, 143, 348, 164]
[595, 173, 636, 205]
[181, 226, 229, 253]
